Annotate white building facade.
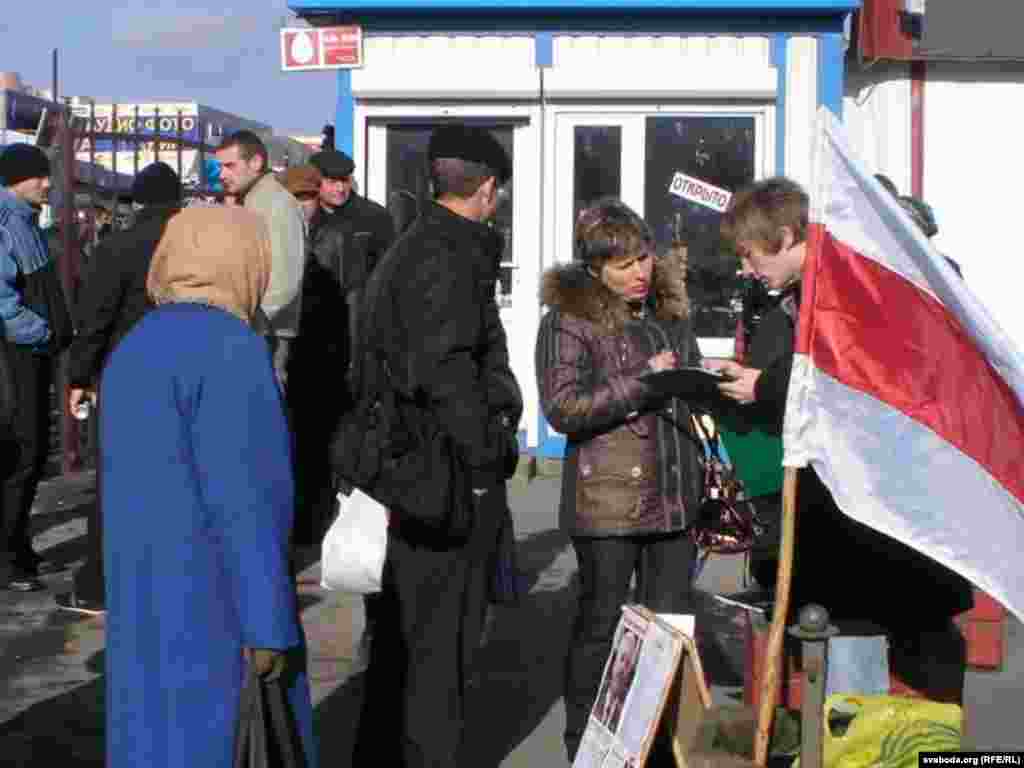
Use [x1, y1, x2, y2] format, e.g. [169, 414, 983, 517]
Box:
[290, 0, 859, 458]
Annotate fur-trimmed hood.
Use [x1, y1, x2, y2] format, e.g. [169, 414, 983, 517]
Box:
[539, 256, 689, 334]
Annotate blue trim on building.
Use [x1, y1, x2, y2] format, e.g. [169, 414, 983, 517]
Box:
[770, 33, 787, 176]
[295, 14, 849, 34]
[535, 31, 554, 66]
[539, 420, 567, 460]
[335, 69, 355, 155]
[817, 31, 845, 118]
[292, 0, 857, 10]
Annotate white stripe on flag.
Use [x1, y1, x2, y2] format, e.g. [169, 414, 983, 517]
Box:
[786, 354, 1024, 623]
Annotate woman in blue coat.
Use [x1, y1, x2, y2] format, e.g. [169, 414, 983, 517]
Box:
[101, 205, 317, 767]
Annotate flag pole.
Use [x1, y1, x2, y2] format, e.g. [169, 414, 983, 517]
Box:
[754, 466, 799, 765]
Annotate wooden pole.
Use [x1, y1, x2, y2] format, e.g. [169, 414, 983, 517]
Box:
[754, 466, 800, 765]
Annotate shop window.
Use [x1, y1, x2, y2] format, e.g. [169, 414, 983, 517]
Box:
[572, 125, 622, 257]
[385, 124, 516, 307]
[644, 116, 756, 339]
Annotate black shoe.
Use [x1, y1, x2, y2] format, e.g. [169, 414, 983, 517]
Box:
[6, 565, 45, 592]
[55, 591, 106, 615]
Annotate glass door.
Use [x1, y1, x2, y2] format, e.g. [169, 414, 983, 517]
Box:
[380, 123, 517, 309]
[553, 111, 761, 343]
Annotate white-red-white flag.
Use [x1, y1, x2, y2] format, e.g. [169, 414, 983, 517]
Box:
[784, 107, 1024, 623]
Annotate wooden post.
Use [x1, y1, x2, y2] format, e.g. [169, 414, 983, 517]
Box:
[753, 466, 800, 765]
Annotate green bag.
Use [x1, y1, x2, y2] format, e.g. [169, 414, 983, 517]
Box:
[718, 428, 784, 498]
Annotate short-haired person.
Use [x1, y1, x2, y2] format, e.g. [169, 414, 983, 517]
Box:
[215, 130, 306, 389]
[59, 161, 184, 613]
[711, 178, 973, 685]
[338, 124, 522, 767]
[536, 197, 706, 763]
[0, 144, 74, 591]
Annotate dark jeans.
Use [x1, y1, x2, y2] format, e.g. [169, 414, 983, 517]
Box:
[353, 485, 506, 768]
[2, 347, 52, 563]
[73, 401, 104, 602]
[565, 532, 697, 764]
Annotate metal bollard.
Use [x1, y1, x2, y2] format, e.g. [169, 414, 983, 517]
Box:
[788, 604, 838, 768]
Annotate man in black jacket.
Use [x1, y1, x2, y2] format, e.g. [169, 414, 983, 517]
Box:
[60, 162, 182, 613]
[344, 125, 522, 767]
[0, 145, 74, 592]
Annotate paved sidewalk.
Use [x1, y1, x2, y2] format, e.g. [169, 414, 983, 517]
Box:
[1, 471, 1022, 766]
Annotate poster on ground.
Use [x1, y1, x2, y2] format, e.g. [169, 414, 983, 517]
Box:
[573, 606, 708, 768]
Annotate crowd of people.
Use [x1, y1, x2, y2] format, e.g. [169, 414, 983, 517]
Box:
[0, 123, 976, 766]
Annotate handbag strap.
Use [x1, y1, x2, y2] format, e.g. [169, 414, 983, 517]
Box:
[264, 677, 306, 768]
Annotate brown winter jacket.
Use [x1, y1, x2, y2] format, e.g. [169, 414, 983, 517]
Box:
[536, 258, 705, 537]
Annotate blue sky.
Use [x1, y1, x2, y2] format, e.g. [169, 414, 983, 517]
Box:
[0, 1, 337, 136]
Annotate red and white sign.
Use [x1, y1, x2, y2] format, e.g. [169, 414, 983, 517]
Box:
[280, 26, 363, 72]
[668, 172, 732, 213]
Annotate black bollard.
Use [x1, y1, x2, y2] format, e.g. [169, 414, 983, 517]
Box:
[788, 604, 838, 768]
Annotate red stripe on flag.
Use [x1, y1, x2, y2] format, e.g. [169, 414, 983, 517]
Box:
[803, 223, 1024, 505]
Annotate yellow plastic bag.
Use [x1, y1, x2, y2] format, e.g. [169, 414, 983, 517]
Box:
[794, 695, 961, 768]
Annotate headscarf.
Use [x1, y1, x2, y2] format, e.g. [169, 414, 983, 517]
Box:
[147, 205, 271, 324]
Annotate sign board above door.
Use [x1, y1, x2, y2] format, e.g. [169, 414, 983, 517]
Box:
[280, 26, 363, 71]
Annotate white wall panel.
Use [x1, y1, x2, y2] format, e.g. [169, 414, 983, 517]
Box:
[924, 63, 1024, 347]
[843, 62, 912, 194]
[352, 35, 536, 98]
[547, 34, 775, 99]
[784, 36, 818, 188]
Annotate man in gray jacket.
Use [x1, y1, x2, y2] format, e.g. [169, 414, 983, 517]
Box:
[216, 130, 305, 388]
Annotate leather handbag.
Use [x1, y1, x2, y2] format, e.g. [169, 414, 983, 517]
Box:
[331, 356, 474, 541]
[233, 665, 305, 768]
[687, 413, 764, 555]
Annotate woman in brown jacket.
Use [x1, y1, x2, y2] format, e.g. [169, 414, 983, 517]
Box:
[536, 198, 706, 763]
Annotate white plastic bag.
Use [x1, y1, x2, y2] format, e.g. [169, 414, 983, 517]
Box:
[320, 488, 388, 594]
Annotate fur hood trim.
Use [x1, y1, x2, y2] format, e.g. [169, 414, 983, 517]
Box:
[539, 257, 689, 333]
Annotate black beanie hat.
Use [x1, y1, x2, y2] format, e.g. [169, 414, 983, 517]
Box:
[131, 162, 182, 206]
[0, 144, 51, 187]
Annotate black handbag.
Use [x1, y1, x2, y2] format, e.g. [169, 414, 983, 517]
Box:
[686, 413, 764, 556]
[233, 665, 305, 768]
[331, 355, 474, 541]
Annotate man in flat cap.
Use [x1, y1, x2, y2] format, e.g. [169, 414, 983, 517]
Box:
[290, 150, 394, 549]
[309, 148, 394, 301]
[58, 162, 183, 613]
[337, 124, 522, 767]
[0, 144, 74, 591]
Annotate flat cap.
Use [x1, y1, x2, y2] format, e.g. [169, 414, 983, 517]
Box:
[310, 149, 355, 179]
[427, 125, 511, 184]
[279, 164, 322, 197]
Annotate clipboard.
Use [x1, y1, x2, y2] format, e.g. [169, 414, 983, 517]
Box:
[642, 367, 730, 401]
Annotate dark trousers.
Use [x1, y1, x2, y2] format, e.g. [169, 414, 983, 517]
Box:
[2, 347, 52, 562]
[353, 485, 506, 768]
[564, 532, 697, 764]
[73, 400, 104, 601]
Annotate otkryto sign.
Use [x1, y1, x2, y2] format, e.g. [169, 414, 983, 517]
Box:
[280, 26, 363, 71]
[668, 172, 732, 213]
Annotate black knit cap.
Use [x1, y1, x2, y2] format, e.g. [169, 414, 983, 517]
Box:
[427, 125, 511, 184]
[131, 162, 182, 206]
[0, 144, 51, 187]
[310, 149, 355, 179]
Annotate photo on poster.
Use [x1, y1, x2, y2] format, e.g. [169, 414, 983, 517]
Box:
[617, 617, 682, 756]
[591, 616, 645, 735]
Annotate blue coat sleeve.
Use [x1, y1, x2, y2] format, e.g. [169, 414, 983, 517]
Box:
[0, 226, 50, 346]
[192, 333, 300, 651]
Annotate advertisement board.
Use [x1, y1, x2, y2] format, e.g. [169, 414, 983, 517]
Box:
[280, 26, 363, 71]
